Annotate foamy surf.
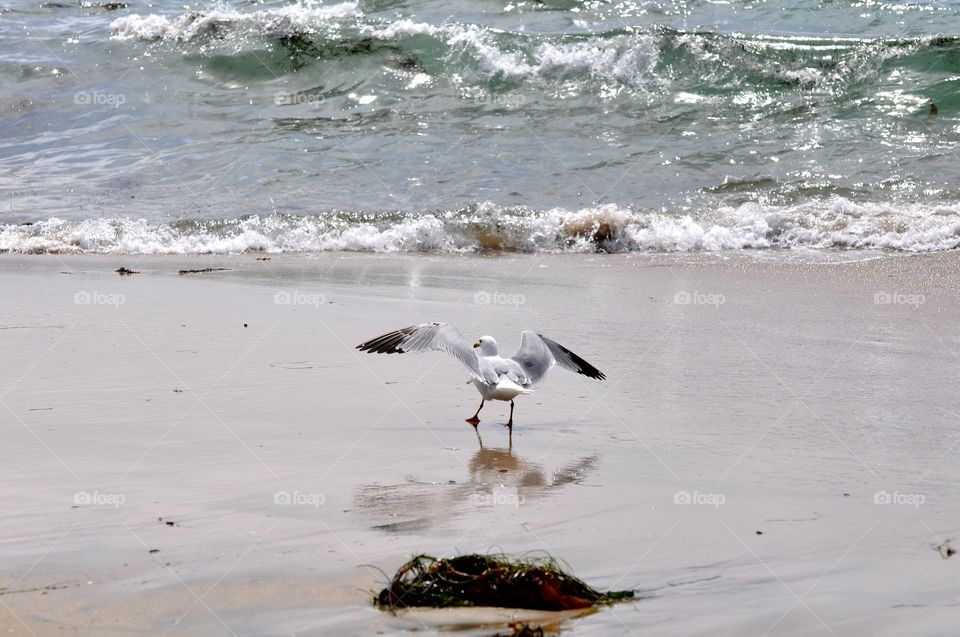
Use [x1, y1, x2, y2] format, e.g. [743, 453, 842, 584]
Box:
[3, 200, 959, 255]
[109, 1, 361, 42]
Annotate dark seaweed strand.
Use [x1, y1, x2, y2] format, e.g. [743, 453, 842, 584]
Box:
[505, 553, 604, 601]
[384, 554, 476, 609]
[382, 554, 475, 609]
[477, 553, 635, 603]
[384, 556, 418, 607]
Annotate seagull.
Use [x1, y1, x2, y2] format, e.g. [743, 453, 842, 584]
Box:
[356, 322, 605, 430]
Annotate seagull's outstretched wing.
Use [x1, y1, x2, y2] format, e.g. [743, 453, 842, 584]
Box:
[356, 322, 495, 383]
[510, 331, 606, 385]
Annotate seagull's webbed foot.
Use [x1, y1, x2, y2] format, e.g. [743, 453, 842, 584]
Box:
[466, 398, 484, 428]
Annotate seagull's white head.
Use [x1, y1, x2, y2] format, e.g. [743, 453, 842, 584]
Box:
[473, 336, 499, 356]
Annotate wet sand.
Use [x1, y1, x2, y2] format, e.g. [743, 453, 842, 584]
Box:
[2, 252, 959, 636]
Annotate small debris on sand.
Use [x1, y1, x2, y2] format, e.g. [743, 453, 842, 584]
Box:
[178, 268, 230, 275]
[256, 257, 271, 261]
[115, 267, 140, 276]
[934, 540, 956, 559]
[376, 554, 634, 611]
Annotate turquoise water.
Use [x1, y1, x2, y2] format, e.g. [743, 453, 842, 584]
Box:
[3, 0, 960, 252]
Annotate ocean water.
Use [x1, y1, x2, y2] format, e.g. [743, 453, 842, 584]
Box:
[2, 0, 960, 253]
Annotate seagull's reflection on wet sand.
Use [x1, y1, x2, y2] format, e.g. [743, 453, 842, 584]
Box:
[353, 430, 598, 534]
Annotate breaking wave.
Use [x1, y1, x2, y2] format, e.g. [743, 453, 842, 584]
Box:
[4, 200, 960, 255]
[108, 3, 960, 96]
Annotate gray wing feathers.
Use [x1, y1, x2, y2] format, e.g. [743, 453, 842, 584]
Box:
[511, 330, 606, 384]
[356, 322, 492, 382]
[510, 331, 555, 385]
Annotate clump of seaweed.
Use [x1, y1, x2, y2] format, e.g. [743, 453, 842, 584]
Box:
[376, 554, 634, 611]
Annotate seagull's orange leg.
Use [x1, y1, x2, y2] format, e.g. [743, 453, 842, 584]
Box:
[466, 399, 484, 427]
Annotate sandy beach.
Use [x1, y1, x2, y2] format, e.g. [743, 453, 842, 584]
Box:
[2, 251, 959, 636]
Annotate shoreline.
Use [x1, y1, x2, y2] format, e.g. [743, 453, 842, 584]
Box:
[5, 199, 960, 254]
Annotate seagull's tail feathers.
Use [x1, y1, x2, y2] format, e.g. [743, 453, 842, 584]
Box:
[493, 376, 533, 401]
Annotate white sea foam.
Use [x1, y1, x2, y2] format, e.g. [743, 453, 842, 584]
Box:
[533, 36, 658, 84]
[109, 1, 360, 41]
[4, 200, 960, 255]
[365, 18, 443, 40]
[446, 26, 535, 77]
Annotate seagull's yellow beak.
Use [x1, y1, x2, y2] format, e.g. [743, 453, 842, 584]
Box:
[473, 342, 480, 348]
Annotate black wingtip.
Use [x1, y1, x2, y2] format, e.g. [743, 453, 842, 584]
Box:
[355, 326, 418, 354]
[549, 337, 605, 381]
[583, 366, 606, 381]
